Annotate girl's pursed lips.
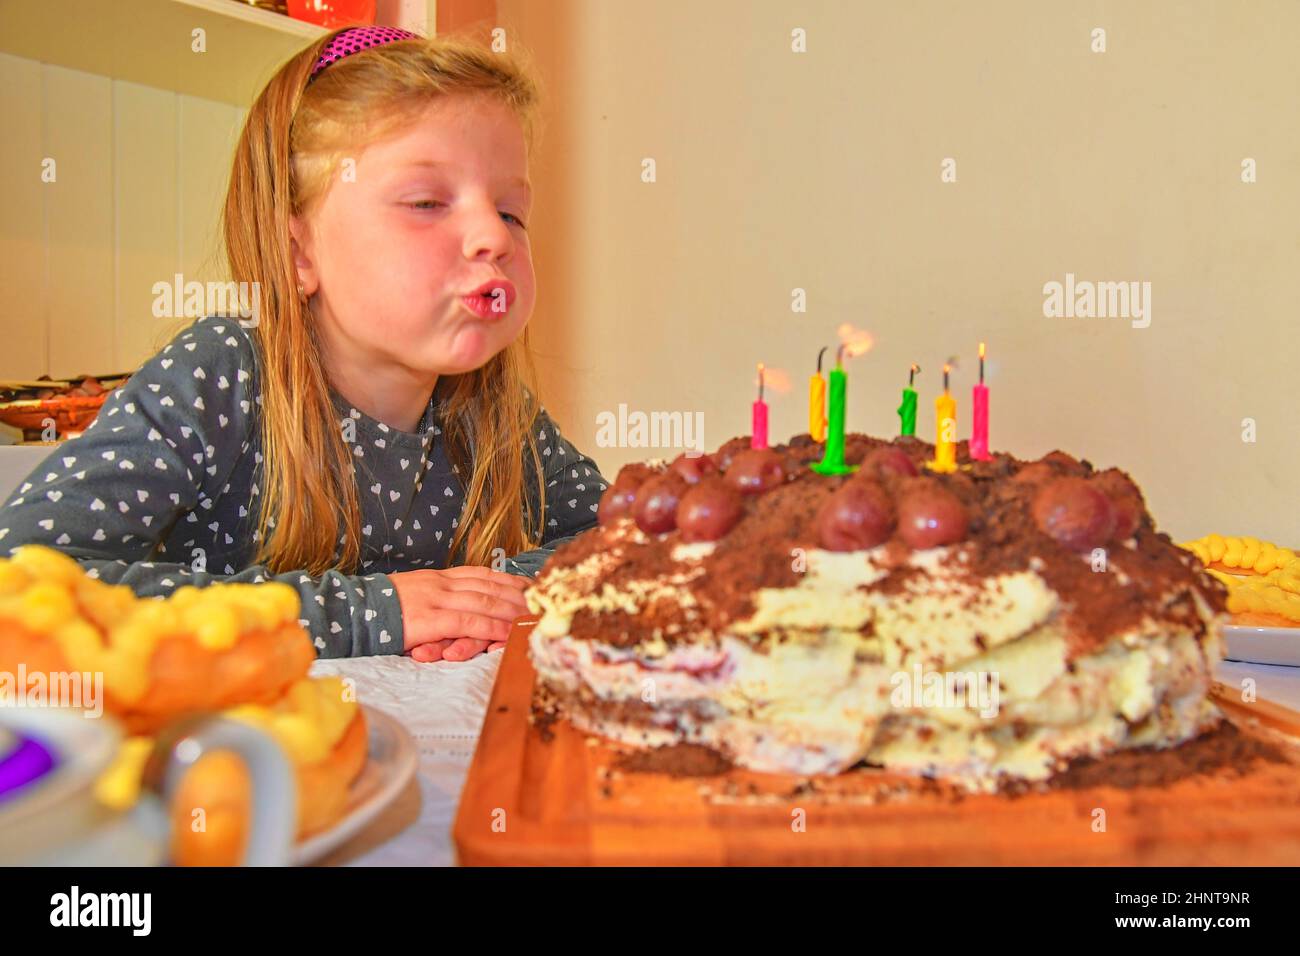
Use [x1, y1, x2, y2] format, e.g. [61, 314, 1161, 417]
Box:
[462, 277, 517, 309]
[459, 292, 512, 320]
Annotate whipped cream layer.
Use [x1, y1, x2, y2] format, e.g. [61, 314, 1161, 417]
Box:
[527, 536, 1226, 789]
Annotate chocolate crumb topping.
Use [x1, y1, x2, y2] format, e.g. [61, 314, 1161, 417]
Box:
[1035, 720, 1292, 792]
[529, 682, 562, 743]
[581, 720, 1294, 800]
[536, 431, 1227, 656]
[612, 742, 734, 777]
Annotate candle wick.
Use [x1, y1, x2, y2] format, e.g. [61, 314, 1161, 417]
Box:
[817, 345, 827, 374]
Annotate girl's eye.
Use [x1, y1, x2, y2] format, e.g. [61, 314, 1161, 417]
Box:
[406, 200, 525, 229]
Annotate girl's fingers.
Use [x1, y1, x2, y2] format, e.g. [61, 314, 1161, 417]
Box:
[442, 637, 490, 661]
[421, 610, 513, 643]
[441, 565, 532, 590]
[410, 639, 453, 663]
[420, 588, 526, 624]
[487, 641, 507, 653]
[439, 577, 531, 613]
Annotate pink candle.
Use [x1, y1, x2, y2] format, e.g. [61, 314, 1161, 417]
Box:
[752, 363, 769, 449]
[970, 342, 991, 460]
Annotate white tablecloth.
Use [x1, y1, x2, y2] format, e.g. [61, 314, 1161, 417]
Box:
[307, 653, 503, 867]
[305, 652, 1300, 867]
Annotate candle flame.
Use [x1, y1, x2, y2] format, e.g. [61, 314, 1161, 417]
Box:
[943, 362, 951, 375]
[757, 365, 792, 395]
[836, 323, 875, 359]
[910, 363, 920, 374]
[979, 342, 986, 359]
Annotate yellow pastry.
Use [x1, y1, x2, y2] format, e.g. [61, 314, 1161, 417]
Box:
[1181, 535, 1300, 626]
[0, 545, 314, 733]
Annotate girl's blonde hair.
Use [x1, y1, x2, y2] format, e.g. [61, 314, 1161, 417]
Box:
[222, 29, 547, 576]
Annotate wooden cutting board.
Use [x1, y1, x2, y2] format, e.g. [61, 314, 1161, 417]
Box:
[453, 619, 1300, 865]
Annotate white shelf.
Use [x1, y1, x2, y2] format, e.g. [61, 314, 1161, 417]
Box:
[0, 0, 329, 106]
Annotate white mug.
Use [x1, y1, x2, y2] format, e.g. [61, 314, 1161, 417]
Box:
[0, 707, 297, 866]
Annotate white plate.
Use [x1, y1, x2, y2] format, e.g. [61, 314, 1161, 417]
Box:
[292, 705, 417, 865]
[1223, 624, 1300, 667]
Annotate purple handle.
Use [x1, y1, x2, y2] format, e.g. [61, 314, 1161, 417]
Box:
[0, 734, 57, 804]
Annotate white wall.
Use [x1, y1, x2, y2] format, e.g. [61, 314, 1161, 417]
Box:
[500, 0, 1300, 547]
[0, 52, 245, 379]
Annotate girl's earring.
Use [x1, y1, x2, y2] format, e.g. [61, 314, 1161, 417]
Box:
[296, 283, 307, 301]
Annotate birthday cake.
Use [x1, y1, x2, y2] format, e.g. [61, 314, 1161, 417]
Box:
[524, 432, 1230, 791]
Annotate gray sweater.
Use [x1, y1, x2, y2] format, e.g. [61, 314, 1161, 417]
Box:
[0, 316, 608, 657]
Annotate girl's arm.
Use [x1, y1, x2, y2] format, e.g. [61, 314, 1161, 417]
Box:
[0, 318, 404, 659]
[501, 407, 609, 578]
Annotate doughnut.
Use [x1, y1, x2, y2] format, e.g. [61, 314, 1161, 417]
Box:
[0, 545, 315, 733]
[1180, 534, 1300, 626]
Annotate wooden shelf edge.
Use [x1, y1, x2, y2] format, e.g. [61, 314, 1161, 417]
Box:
[0, 0, 329, 107]
[171, 0, 327, 39]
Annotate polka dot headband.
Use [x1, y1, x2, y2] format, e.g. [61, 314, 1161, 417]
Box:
[309, 26, 419, 82]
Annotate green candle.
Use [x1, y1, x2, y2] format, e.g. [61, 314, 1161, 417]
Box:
[810, 348, 859, 475]
[898, 363, 919, 436]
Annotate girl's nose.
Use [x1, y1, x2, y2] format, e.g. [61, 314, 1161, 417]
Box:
[462, 206, 514, 261]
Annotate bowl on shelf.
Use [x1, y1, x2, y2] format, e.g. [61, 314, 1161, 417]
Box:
[287, 0, 377, 29]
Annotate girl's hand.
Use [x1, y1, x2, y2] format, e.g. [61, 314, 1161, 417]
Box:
[390, 566, 532, 663]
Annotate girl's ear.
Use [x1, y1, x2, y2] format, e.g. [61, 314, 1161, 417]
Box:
[288, 215, 319, 297]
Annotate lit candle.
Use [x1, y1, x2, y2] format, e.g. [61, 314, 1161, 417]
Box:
[809, 346, 828, 442]
[810, 345, 859, 475]
[751, 362, 769, 450]
[970, 342, 991, 460]
[898, 363, 919, 437]
[929, 362, 957, 473]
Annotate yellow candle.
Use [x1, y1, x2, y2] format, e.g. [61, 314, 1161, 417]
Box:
[930, 362, 958, 473]
[809, 373, 826, 442]
[809, 346, 828, 442]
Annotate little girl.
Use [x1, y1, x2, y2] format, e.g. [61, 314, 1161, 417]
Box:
[0, 27, 608, 662]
